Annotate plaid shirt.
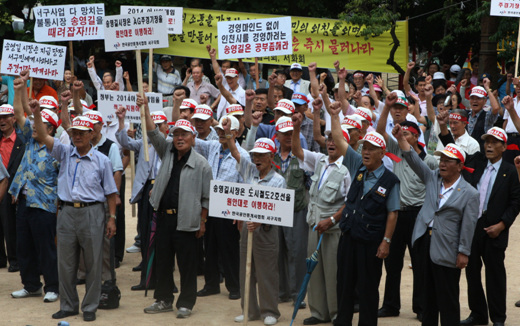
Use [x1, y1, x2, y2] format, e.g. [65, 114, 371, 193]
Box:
[194, 139, 250, 182]
[276, 151, 294, 174]
[300, 116, 321, 153]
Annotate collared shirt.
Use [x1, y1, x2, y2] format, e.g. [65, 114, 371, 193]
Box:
[155, 66, 182, 94]
[428, 175, 463, 227]
[468, 109, 498, 136]
[452, 131, 480, 155]
[187, 80, 220, 104]
[194, 139, 249, 182]
[92, 135, 124, 173]
[197, 127, 219, 141]
[300, 116, 321, 152]
[216, 85, 246, 119]
[50, 139, 118, 202]
[276, 151, 294, 174]
[288, 79, 301, 93]
[9, 119, 60, 213]
[87, 66, 124, 92]
[0, 129, 16, 168]
[159, 148, 191, 210]
[477, 159, 501, 211]
[298, 150, 350, 197]
[187, 74, 211, 84]
[342, 145, 400, 211]
[237, 158, 286, 189]
[251, 124, 308, 150]
[409, 89, 427, 116]
[245, 75, 269, 90]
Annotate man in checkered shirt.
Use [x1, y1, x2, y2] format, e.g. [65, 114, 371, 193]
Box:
[192, 114, 250, 301]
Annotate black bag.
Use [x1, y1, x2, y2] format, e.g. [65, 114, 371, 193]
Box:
[98, 280, 121, 309]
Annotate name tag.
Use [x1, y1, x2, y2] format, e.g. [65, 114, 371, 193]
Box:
[376, 186, 387, 197]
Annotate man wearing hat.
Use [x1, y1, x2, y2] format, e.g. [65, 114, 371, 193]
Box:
[224, 122, 285, 325]
[327, 100, 400, 326]
[292, 111, 351, 325]
[115, 109, 170, 291]
[139, 94, 212, 318]
[272, 70, 294, 100]
[32, 104, 117, 321]
[376, 96, 438, 320]
[0, 102, 25, 272]
[9, 77, 60, 303]
[438, 109, 481, 155]
[192, 115, 248, 300]
[192, 104, 219, 141]
[225, 103, 249, 145]
[447, 64, 461, 87]
[154, 55, 182, 96]
[173, 98, 197, 122]
[351, 70, 369, 96]
[284, 63, 310, 95]
[215, 69, 246, 120]
[392, 123, 479, 326]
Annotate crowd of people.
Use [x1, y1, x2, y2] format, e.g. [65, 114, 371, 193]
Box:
[1, 45, 520, 326]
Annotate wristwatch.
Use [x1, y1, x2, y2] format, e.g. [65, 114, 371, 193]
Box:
[109, 214, 117, 220]
[225, 134, 233, 139]
[383, 237, 391, 244]
[330, 216, 336, 225]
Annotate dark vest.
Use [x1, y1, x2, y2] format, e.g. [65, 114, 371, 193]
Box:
[97, 138, 114, 157]
[340, 167, 399, 242]
[470, 110, 486, 151]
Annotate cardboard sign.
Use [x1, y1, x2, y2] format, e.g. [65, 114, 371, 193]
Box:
[217, 16, 292, 59]
[103, 14, 169, 52]
[209, 180, 295, 227]
[490, 0, 520, 16]
[1, 40, 66, 80]
[97, 91, 163, 123]
[120, 6, 183, 34]
[33, 4, 105, 42]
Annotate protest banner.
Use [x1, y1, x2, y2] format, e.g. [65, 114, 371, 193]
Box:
[217, 16, 292, 59]
[97, 90, 163, 123]
[33, 4, 105, 42]
[120, 6, 183, 34]
[490, 0, 520, 78]
[209, 180, 295, 227]
[1, 40, 66, 81]
[103, 13, 169, 52]
[157, 8, 408, 73]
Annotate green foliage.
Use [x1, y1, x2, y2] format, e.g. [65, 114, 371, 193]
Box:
[339, 0, 400, 39]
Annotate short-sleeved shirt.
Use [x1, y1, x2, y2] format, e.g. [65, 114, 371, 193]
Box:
[92, 135, 123, 173]
[29, 84, 58, 101]
[237, 158, 286, 189]
[187, 81, 220, 104]
[216, 85, 246, 119]
[194, 139, 249, 183]
[50, 139, 118, 202]
[342, 145, 400, 211]
[155, 66, 182, 95]
[9, 119, 60, 213]
[0, 130, 16, 168]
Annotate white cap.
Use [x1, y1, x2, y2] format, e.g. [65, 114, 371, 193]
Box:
[433, 72, 446, 80]
[0, 104, 14, 115]
[481, 127, 507, 142]
[39, 96, 58, 109]
[225, 68, 239, 77]
[226, 104, 244, 116]
[215, 115, 240, 131]
[171, 119, 196, 134]
[69, 116, 94, 131]
[358, 131, 386, 150]
[450, 64, 461, 74]
[84, 111, 103, 124]
[41, 109, 59, 128]
[151, 111, 168, 124]
[275, 116, 294, 133]
[342, 115, 363, 130]
[192, 105, 213, 120]
[434, 143, 466, 163]
[290, 63, 303, 71]
[333, 83, 349, 92]
[180, 99, 197, 110]
[250, 138, 276, 154]
[274, 99, 295, 115]
[470, 86, 487, 98]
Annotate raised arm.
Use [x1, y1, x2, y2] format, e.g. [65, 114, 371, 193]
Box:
[483, 78, 500, 115]
[337, 67, 354, 114]
[29, 99, 55, 151]
[115, 60, 124, 91]
[267, 72, 278, 109]
[222, 116, 241, 163]
[206, 45, 221, 76]
[327, 101, 349, 156]
[72, 80, 84, 116]
[403, 61, 415, 95]
[237, 59, 248, 81]
[171, 88, 185, 122]
[503, 96, 520, 133]
[13, 78, 27, 128]
[424, 83, 436, 124]
[87, 55, 102, 91]
[375, 75, 390, 97]
[18, 70, 31, 116]
[244, 89, 255, 128]
[311, 98, 326, 148]
[376, 92, 397, 141]
[291, 112, 305, 161]
[123, 71, 133, 92]
[308, 62, 320, 99]
[215, 73, 237, 105]
[182, 68, 191, 86]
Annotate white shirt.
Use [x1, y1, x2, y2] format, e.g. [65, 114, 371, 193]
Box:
[216, 85, 246, 119]
[503, 97, 520, 133]
[429, 175, 462, 227]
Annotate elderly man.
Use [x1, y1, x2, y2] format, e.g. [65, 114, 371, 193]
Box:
[215, 68, 246, 119]
[393, 122, 479, 326]
[138, 95, 212, 318]
[284, 63, 310, 95]
[32, 104, 117, 322]
[192, 104, 218, 141]
[154, 55, 182, 96]
[29, 78, 58, 101]
[327, 99, 400, 326]
[437, 109, 481, 156]
[185, 66, 221, 106]
[86, 55, 124, 92]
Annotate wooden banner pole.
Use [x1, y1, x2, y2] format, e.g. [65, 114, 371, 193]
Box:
[136, 49, 149, 161]
[243, 230, 253, 326]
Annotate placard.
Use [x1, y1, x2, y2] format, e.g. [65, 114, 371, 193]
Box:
[217, 16, 292, 59]
[1, 40, 66, 80]
[103, 14, 169, 52]
[97, 91, 163, 123]
[120, 6, 183, 34]
[490, 0, 520, 17]
[33, 4, 105, 42]
[209, 180, 295, 227]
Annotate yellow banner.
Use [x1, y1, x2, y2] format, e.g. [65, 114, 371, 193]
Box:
[156, 8, 408, 74]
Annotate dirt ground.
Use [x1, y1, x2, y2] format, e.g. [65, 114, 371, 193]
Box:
[3, 173, 520, 325]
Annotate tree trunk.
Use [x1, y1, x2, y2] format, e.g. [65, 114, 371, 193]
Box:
[479, 15, 500, 88]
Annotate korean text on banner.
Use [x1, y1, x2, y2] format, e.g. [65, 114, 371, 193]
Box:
[97, 91, 163, 123]
[1, 40, 66, 81]
[34, 4, 105, 42]
[209, 180, 295, 227]
[490, 0, 520, 17]
[217, 17, 292, 59]
[157, 8, 408, 73]
[120, 6, 183, 34]
[103, 14, 169, 52]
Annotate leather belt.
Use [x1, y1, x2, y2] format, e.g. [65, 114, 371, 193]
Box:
[161, 208, 177, 215]
[427, 227, 433, 236]
[61, 201, 101, 208]
[148, 179, 155, 185]
[399, 206, 422, 212]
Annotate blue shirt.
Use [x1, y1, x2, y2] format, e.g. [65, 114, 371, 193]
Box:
[9, 120, 60, 213]
[50, 139, 117, 202]
[343, 146, 400, 211]
[194, 139, 249, 182]
[256, 123, 309, 149]
[237, 158, 286, 189]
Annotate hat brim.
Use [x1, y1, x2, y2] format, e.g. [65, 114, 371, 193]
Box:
[292, 99, 307, 105]
[68, 126, 92, 131]
[227, 111, 244, 116]
[358, 139, 384, 149]
[481, 133, 505, 142]
[153, 119, 167, 124]
[433, 150, 459, 160]
[276, 126, 294, 133]
[192, 113, 212, 120]
[172, 126, 195, 134]
[274, 107, 293, 115]
[225, 74, 238, 78]
[249, 148, 272, 154]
